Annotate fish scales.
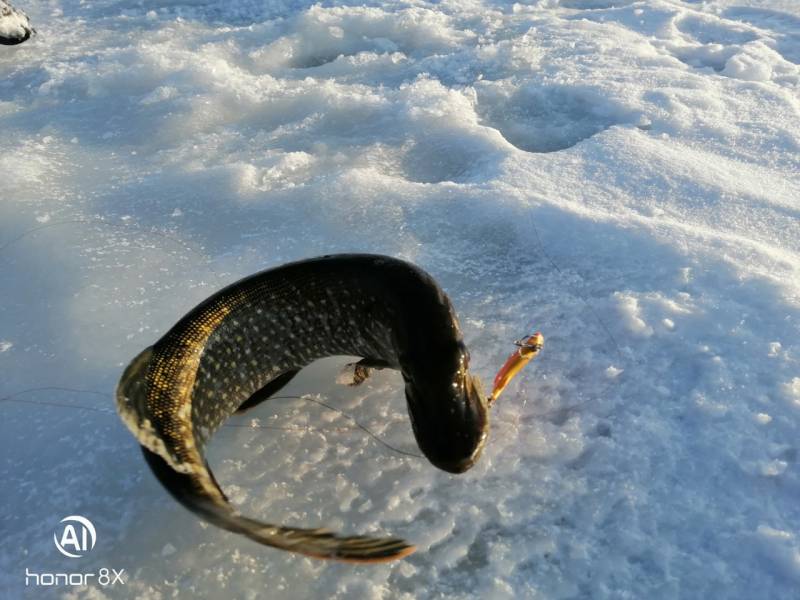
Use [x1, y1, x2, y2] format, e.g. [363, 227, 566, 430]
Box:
[187, 270, 397, 449]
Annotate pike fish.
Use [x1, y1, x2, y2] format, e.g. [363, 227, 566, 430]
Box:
[117, 254, 492, 562]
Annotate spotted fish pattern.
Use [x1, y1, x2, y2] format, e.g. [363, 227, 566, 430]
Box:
[117, 254, 489, 562]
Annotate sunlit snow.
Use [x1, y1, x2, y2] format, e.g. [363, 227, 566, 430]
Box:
[1, 0, 799, 598]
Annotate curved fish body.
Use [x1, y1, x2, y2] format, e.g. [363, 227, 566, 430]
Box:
[117, 254, 488, 562]
[0, 1, 33, 45]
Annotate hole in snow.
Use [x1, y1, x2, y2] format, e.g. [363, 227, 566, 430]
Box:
[476, 84, 633, 153]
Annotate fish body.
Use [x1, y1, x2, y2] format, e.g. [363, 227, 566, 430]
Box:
[117, 254, 488, 562]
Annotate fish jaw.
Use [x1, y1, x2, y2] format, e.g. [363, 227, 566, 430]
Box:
[404, 370, 489, 474]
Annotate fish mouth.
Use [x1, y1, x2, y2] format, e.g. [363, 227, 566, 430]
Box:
[435, 448, 483, 474]
[434, 376, 489, 474]
[404, 371, 489, 474]
[437, 459, 474, 474]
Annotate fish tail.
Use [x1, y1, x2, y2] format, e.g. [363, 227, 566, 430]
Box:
[142, 447, 415, 563]
[234, 515, 416, 563]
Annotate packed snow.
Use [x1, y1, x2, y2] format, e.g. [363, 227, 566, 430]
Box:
[1, 0, 799, 598]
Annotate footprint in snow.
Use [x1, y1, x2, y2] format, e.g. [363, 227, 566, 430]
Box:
[675, 13, 759, 46]
[666, 12, 758, 73]
[722, 7, 800, 65]
[664, 11, 798, 82]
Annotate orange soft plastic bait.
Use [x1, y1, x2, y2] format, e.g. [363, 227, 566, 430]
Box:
[490, 332, 545, 404]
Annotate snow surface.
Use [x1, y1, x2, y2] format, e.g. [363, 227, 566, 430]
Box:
[1, 0, 799, 598]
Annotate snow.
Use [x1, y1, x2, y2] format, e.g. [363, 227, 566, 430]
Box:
[1, 0, 799, 598]
[0, 1, 32, 44]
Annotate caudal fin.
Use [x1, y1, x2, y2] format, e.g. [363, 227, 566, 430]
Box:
[234, 514, 416, 563]
[141, 447, 415, 563]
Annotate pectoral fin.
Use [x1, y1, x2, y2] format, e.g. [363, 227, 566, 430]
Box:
[237, 369, 300, 413]
[337, 358, 391, 386]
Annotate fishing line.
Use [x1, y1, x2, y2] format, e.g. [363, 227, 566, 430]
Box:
[524, 205, 626, 363]
[0, 216, 222, 278]
[293, 395, 423, 458]
[3, 215, 521, 457]
[0, 219, 424, 457]
[0, 219, 92, 254]
[0, 387, 422, 458]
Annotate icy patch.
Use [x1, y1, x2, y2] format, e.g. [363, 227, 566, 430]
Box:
[0, 340, 12, 353]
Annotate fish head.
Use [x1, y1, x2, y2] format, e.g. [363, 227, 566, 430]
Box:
[403, 341, 489, 474]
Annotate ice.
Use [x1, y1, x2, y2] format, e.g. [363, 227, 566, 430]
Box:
[1, 0, 799, 598]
